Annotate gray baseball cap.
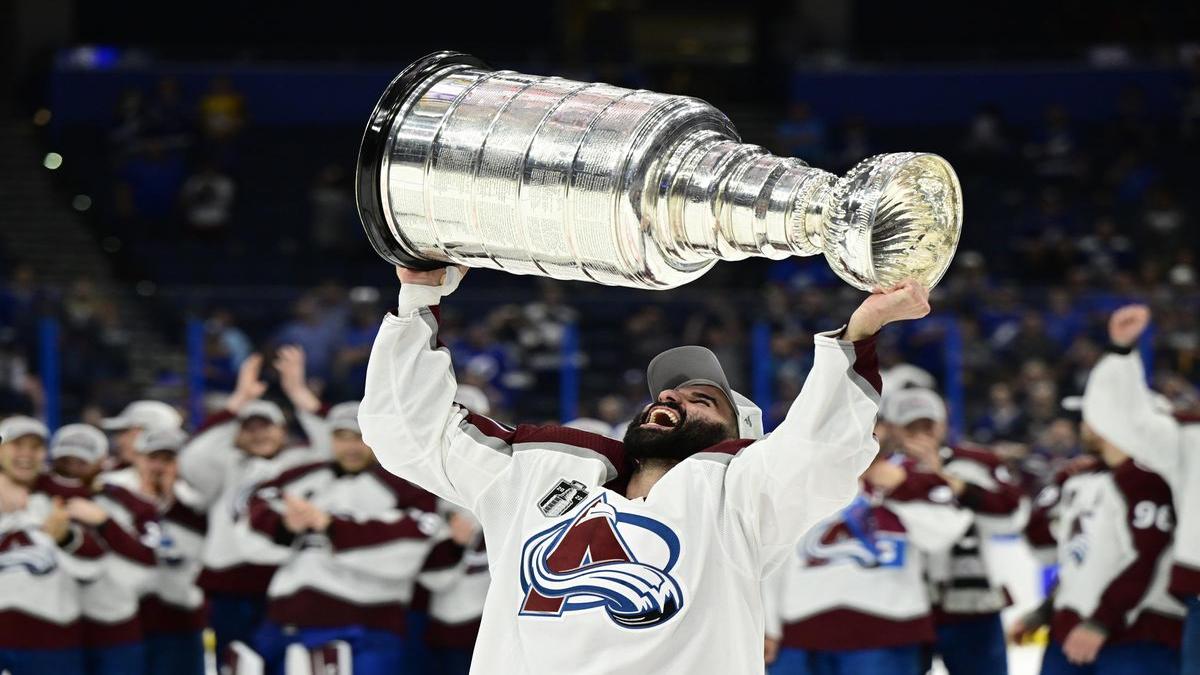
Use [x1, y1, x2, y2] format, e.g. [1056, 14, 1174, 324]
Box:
[646, 346, 763, 440]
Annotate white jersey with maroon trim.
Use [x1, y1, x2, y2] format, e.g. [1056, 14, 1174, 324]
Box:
[358, 293, 881, 675]
[1083, 349, 1200, 598]
[1039, 460, 1184, 647]
[245, 461, 441, 634]
[420, 536, 490, 650]
[764, 468, 972, 651]
[80, 479, 158, 644]
[100, 467, 208, 630]
[0, 485, 104, 649]
[177, 411, 329, 594]
[924, 445, 1029, 619]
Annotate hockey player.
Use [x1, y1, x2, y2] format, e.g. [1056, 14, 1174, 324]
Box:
[764, 453, 972, 675]
[419, 505, 489, 675]
[358, 266, 930, 674]
[178, 347, 330, 658]
[1013, 415, 1183, 673]
[1079, 303, 1198, 674]
[243, 401, 441, 675]
[882, 387, 1029, 675]
[101, 400, 184, 469]
[47, 423, 158, 675]
[0, 417, 102, 675]
[100, 427, 208, 675]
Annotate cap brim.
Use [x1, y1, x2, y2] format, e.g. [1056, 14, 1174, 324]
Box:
[100, 417, 131, 430]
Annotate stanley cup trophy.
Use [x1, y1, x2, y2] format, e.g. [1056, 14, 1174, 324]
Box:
[357, 52, 962, 291]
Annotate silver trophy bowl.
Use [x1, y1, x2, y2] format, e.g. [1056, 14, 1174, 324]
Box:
[357, 51, 962, 291]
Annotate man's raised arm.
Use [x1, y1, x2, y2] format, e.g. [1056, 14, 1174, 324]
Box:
[359, 267, 626, 514]
[1082, 305, 1181, 475]
[725, 280, 931, 568]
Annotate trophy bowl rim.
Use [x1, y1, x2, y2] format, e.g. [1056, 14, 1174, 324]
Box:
[355, 50, 489, 270]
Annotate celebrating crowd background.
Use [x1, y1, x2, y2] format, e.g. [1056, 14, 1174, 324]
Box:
[0, 1, 1198, 672]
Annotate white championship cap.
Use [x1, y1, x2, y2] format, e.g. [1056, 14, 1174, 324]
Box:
[49, 424, 109, 463]
[0, 416, 50, 444]
[136, 427, 189, 454]
[645, 345, 763, 440]
[881, 388, 947, 427]
[327, 401, 361, 434]
[102, 400, 183, 433]
[238, 400, 287, 426]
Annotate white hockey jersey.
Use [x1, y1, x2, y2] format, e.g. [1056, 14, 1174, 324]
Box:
[1034, 459, 1184, 646]
[178, 409, 328, 594]
[359, 296, 881, 675]
[0, 484, 103, 649]
[243, 461, 441, 633]
[1083, 348, 1200, 599]
[420, 534, 490, 650]
[923, 445, 1029, 620]
[765, 469, 971, 651]
[100, 467, 209, 633]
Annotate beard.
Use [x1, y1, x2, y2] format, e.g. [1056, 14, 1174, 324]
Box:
[622, 401, 736, 464]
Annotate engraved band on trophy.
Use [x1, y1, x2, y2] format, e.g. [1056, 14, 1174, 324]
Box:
[356, 51, 963, 291]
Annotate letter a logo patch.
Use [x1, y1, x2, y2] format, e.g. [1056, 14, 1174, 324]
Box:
[518, 494, 684, 629]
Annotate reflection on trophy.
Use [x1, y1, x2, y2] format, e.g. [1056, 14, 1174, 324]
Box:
[357, 51, 962, 291]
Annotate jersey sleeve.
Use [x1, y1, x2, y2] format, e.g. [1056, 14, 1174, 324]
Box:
[359, 301, 626, 515]
[944, 449, 1030, 536]
[177, 411, 239, 507]
[295, 409, 334, 459]
[884, 470, 973, 553]
[1083, 351, 1182, 476]
[724, 329, 881, 569]
[761, 564, 786, 640]
[1024, 482, 1063, 566]
[1088, 466, 1175, 634]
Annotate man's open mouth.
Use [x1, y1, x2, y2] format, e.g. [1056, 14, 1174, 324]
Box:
[641, 405, 681, 430]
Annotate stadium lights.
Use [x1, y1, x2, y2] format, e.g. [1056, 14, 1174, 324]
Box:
[43, 153, 63, 170]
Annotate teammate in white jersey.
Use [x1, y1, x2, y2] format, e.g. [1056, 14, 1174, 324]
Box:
[1081, 304, 1200, 675]
[358, 265, 930, 675]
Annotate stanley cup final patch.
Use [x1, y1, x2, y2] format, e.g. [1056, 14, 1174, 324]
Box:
[538, 479, 590, 518]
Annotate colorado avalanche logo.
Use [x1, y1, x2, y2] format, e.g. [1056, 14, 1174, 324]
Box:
[801, 498, 905, 569]
[519, 495, 684, 629]
[0, 531, 57, 576]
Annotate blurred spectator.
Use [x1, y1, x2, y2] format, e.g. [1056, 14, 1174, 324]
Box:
[114, 140, 188, 228]
[145, 76, 192, 150]
[830, 114, 872, 171]
[0, 329, 40, 417]
[109, 88, 147, 159]
[776, 102, 827, 164]
[181, 161, 236, 236]
[199, 76, 246, 142]
[973, 382, 1027, 444]
[961, 104, 1010, 158]
[310, 164, 355, 253]
[1027, 103, 1084, 180]
[1076, 217, 1135, 275]
[273, 295, 344, 383]
[330, 287, 382, 400]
